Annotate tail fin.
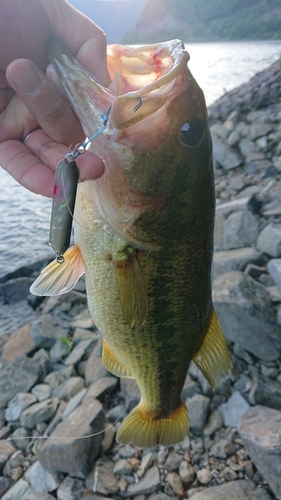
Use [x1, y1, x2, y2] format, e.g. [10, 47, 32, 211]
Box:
[117, 401, 188, 448]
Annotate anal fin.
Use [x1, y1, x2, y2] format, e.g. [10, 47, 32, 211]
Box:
[30, 244, 84, 296]
[193, 307, 232, 389]
[102, 340, 133, 378]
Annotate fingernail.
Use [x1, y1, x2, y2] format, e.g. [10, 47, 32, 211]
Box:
[11, 63, 43, 96]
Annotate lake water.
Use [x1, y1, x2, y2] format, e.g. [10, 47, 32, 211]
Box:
[1, 40, 281, 278]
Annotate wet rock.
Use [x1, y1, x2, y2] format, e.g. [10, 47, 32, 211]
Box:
[179, 461, 195, 483]
[167, 472, 184, 496]
[188, 479, 270, 499]
[1, 325, 36, 363]
[218, 391, 250, 428]
[213, 271, 281, 360]
[62, 388, 87, 419]
[44, 365, 76, 389]
[197, 468, 212, 485]
[86, 457, 118, 495]
[31, 384, 51, 402]
[213, 247, 262, 280]
[52, 377, 85, 402]
[57, 476, 84, 500]
[84, 377, 118, 404]
[120, 466, 161, 498]
[30, 314, 69, 349]
[257, 223, 281, 257]
[223, 211, 258, 250]
[267, 258, 281, 293]
[5, 393, 37, 422]
[0, 355, 43, 408]
[0, 442, 16, 472]
[186, 395, 210, 435]
[39, 399, 104, 478]
[238, 406, 281, 500]
[20, 398, 59, 429]
[24, 460, 60, 493]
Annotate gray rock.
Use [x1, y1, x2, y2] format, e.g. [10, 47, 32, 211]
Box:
[1, 480, 30, 500]
[30, 314, 69, 349]
[0, 477, 12, 497]
[233, 343, 254, 364]
[137, 452, 158, 478]
[0, 442, 16, 472]
[238, 406, 281, 500]
[106, 404, 127, 423]
[71, 309, 94, 330]
[179, 461, 194, 483]
[86, 457, 118, 495]
[1, 325, 36, 364]
[39, 399, 104, 478]
[213, 271, 281, 360]
[115, 444, 138, 460]
[188, 479, 270, 499]
[49, 340, 69, 363]
[218, 391, 250, 428]
[20, 398, 59, 429]
[23, 493, 55, 500]
[64, 338, 96, 366]
[210, 124, 229, 140]
[44, 365, 76, 389]
[0, 355, 43, 408]
[24, 460, 60, 493]
[84, 377, 118, 404]
[57, 476, 84, 500]
[186, 395, 210, 435]
[148, 494, 175, 500]
[212, 136, 243, 170]
[0, 300, 36, 334]
[52, 377, 85, 402]
[182, 374, 201, 400]
[167, 472, 184, 496]
[72, 328, 99, 345]
[213, 247, 262, 279]
[210, 439, 232, 459]
[84, 339, 109, 385]
[63, 388, 87, 419]
[113, 458, 133, 476]
[223, 211, 258, 250]
[257, 223, 281, 257]
[31, 384, 52, 402]
[204, 410, 223, 436]
[227, 130, 240, 146]
[10, 427, 30, 451]
[216, 197, 253, 217]
[249, 373, 281, 411]
[267, 259, 281, 293]
[120, 378, 141, 412]
[197, 468, 212, 485]
[164, 452, 182, 472]
[120, 466, 161, 498]
[5, 393, 37, 422]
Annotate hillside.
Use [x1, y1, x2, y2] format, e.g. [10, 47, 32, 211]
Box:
[122, 0, 281, 44]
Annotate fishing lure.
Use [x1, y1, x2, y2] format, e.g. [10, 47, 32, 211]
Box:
[49, 107, 111, 263]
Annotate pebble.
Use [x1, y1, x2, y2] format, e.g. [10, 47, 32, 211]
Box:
[167, 472, 184, 496]
[197, 468, 212, 485]
[179, 460, 195, 483]
[218, 391, 250, 428]
[186, 394, 210, 435]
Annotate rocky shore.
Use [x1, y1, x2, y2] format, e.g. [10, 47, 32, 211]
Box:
[0, 58, 281, 500]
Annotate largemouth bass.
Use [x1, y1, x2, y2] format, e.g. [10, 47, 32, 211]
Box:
[31, 39, 231, 447]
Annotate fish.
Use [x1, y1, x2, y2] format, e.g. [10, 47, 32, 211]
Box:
[30, 39, 231, 448]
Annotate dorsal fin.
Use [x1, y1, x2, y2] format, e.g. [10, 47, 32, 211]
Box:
[30, 244, 85, 296]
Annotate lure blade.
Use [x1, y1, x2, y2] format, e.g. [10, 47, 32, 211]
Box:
[49, 158, 79, 258]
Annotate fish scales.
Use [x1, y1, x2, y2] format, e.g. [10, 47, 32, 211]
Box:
[31, 39, 231, 447]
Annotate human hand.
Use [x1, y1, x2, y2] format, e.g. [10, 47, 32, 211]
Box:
[0, 0, 111, 197]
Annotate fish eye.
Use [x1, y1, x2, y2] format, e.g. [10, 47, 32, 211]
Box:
[180, 120, 204, 147]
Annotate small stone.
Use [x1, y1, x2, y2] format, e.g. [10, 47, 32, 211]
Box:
[10, 428, 30, 451]
[116, 444, 137, 460]
[204, 410, 223, 436]
[0, 442, 16, 471]
[30, 314, 69, 349]
[118, 477, 128, 492]
[83, 377, 118, 404]
[210, 439, 230, 459]
[167, 472, 184, 496]
[0, 477, 12, 497]
[1, 479, 30, 500]
[182, 374, 201, 400]
[186, 395, 210, 435]
[137, 452, 158, 477]
[101, 424, 116, 453]
[64, 338, 96, 365]
[113, 459, 133, 476]
[257, 223, 281, 257]
[71, 308, 94, 329]
[120, 378, 141, 412]
[0, 355, 43, 408]
[44, 365, 75, 389]
[62, 388, 87, 419]
[85, 339, 109, 384]
[106, 404, 127, 423]
[1, 325, 36, 363]
[5, 393, 37, 422]
[72, 328, 98, 344]
[24, 460, 60, 493]
[212, 136, 243, 170]
[31, 384, 51, 402]
[121, 466, 160, 498]
[223, 211, 258, 250]
[20, 398, 59, 429]
[86, 457, 118, 495]
[179, 460, 195, 483]
[164, 452, 182, 472]
[197, 468, 212, 485]
[39, 399, 104, 478]
[212, 247, 262, 280]
[184, 480, 270, 499]
[57, 476, 84, 500]
[218, 391, 250, 428]
[49, 340, 69, 363]
[52, 377, 85, 402]
[267, 258, 281, 293]
[220, 466, 237, 481]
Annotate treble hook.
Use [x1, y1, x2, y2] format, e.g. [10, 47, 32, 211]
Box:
[132, 97, 143, 113]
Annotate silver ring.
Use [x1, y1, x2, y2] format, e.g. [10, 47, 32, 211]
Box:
[22, 127, 42, 144]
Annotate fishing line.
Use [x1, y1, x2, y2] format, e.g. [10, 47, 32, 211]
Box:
[0, 381, 137, 445]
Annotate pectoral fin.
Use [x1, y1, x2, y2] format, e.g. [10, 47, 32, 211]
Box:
[113, 253, 147, 327]
[193, 307, 232, 389]
[102, 340, 132, 378]
[30, 244, 85, 296]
